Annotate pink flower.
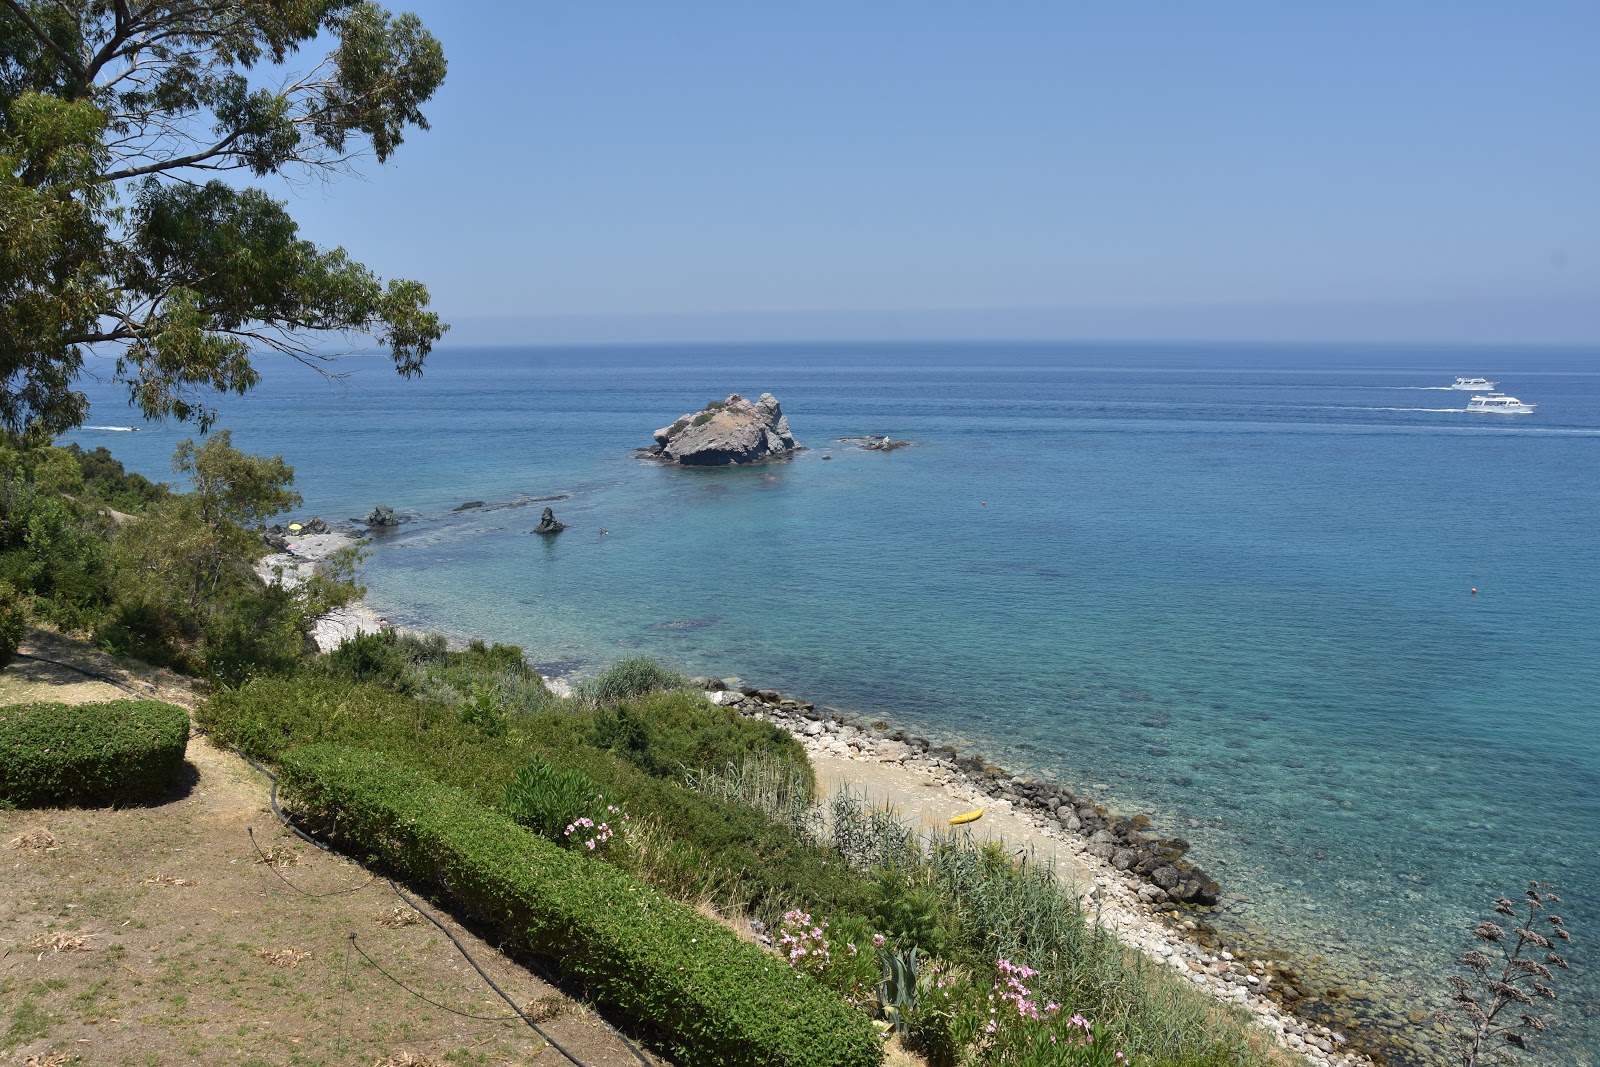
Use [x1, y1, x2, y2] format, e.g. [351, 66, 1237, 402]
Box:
[871, 933, 886, 948]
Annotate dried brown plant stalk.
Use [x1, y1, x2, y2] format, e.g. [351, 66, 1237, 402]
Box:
[1438, 881, 1573, 1065]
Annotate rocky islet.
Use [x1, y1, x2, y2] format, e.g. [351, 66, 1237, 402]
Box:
[639, 392, 800, 465]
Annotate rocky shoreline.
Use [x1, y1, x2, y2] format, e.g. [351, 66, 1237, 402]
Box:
[692, 677, 1382, 1067]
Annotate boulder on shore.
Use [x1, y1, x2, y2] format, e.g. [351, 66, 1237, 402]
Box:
[532, 507, 565, 535]
[640, 392, 799, 466]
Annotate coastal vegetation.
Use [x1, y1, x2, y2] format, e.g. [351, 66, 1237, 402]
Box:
[1439, 883, 1572, 1066]
[199, 630, 1287, 1066]
[0, 433, 362, 682]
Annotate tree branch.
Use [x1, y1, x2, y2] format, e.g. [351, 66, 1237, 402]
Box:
[1, 0, 86, 78]
[100, 128, 244, 182]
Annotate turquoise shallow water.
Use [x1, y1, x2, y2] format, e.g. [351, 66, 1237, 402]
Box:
[71, 343, 1600, 1060]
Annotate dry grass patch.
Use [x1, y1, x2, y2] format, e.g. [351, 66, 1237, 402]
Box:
[528, 993, 579, 1024]
[28, 931, 93, 959]
[252, 842, 300, 867]
[141, 873, 195, 887]
[372, 1054, 443, 1067]
[24, 1052, 73, 1067]
[256, 946, 313, 969]
[375, 905, 422, 928]
[7, 828, 59, 851]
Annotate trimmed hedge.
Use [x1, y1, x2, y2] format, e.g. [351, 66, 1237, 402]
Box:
[279, 744, 882, 1067]
[0, 699, 189, 807]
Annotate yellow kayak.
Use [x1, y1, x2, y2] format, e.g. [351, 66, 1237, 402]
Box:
[949, 807, 985, 825]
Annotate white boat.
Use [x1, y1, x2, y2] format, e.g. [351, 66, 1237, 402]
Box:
[1466, 393, 1536, 414]
[1450, 377, 1498, 390]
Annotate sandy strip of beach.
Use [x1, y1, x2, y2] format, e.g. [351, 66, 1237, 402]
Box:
[255, 529, 388, 653]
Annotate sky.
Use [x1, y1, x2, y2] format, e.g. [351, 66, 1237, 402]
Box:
[269, 3, 1598, 344]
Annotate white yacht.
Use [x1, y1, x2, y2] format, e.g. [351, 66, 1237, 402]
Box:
[1466, 393, 1536, 414]
[1450, 377, 1498, 390]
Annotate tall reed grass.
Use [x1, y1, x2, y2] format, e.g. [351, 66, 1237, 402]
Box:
[690, 759, 1279, 1066]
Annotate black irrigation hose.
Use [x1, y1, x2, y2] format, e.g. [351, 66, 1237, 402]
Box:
[11, 650, 151, 700]
[246, 825, 376, 898]
[384, 879, 599, 1067]
[347, 931, 523, 1022]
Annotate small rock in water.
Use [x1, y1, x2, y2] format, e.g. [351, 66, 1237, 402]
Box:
[531, 507, 566, 536]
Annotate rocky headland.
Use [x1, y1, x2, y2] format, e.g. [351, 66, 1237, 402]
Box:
[639, 392, 799, 465]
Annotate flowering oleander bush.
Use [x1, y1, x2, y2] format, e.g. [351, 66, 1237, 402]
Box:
[981, 958, 1128, 1066]
[564, 802, 629, 853]
[0, 581, 23, 669]
[776, 908, 832, 977]
[906, 962, 985, 1067]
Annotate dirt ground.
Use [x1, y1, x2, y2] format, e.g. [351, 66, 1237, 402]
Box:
[1, 634, 664, 1067]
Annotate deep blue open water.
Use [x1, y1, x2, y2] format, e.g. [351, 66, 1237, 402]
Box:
[69, 342, 1599, 1060]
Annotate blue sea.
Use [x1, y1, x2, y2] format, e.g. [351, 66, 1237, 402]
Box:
[69, 342, 1599, 1062]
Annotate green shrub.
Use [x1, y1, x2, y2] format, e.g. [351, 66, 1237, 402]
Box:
[0, 581, 23, 669]
[868, 866, 954, 958]
[323, 629, 412, 690]
[0, 700, 189, 807]
[279, 744, 881, 1067]
[502, 754, 601, 841]
[63, 444, 169, 513]
[692, 411, 714, 427]
[591, 688, 813, 785]
[581, 656, 684, 707]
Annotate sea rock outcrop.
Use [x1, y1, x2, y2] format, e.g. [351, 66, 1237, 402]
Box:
[838, 435, 910, 452]
[531, 507, 565, 535]
[363, 504, 400, 528]
[641, 392, 799, 466]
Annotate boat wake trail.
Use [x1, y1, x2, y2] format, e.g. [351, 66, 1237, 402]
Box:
[1326, 406, 1464, 413]
[83, 425, 139, 431]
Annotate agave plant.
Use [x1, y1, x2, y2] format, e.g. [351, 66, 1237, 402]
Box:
[879, 945, 921, 1036]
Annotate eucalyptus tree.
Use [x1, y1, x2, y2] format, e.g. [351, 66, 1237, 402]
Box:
[0, 1, 447, 435]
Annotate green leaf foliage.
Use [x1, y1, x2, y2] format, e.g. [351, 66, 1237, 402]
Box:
[502, 754, 600, 841]
[278, 743, 883, 1067]
[0, 579, 23, 668]
[580, 655, 686, 707]
[0, 1, 448, 434]
[0, 699, 189, 807]
[591, 687, 814, 788]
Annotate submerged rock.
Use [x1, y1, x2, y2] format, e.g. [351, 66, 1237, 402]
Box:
[531, 507, 566, 536]
[838, 435, 911, 452]
[641, 392, 800, 465]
